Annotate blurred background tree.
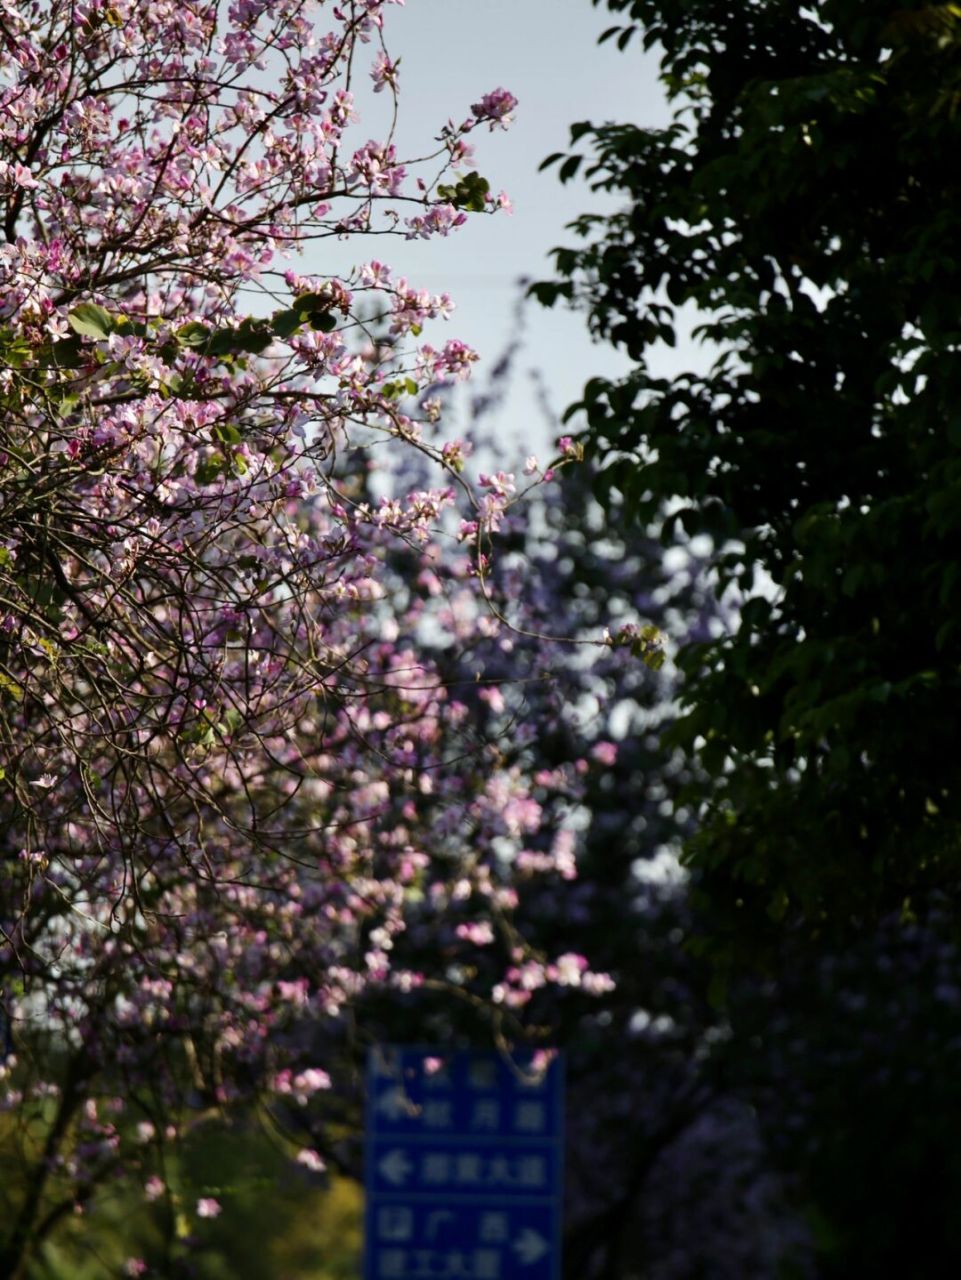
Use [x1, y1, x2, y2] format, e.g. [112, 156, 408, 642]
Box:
[3, 311, 815, 1279]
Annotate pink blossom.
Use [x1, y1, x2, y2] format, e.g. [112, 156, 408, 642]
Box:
[296, 1148, 326, 1172]
[470, 88, 518, 130]
[478, 686, 506, 714]
[405, 204, 467, 239]
[551, 952, 589, 986]
[4, 161, 40, 189]
[371, 51, 399, 93]
[456, 921, 495, 945]
[441, 440, 471, 473]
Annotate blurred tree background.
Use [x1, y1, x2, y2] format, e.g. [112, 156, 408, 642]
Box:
[1, 1116, 361, 1280]
[4, 314, 797, 1276]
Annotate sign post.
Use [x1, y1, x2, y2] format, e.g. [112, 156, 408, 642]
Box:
[364, 1047, 564, 1280]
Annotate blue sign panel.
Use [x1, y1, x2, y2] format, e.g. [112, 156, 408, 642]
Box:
[365, 1047, 564, 1280]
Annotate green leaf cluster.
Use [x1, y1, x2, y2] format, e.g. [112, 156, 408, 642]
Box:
[436, 171, 490, 212]
[62, 291, 340, 368]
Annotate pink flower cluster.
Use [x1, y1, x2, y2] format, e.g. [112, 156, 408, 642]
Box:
[0, 2, 621, 1269]
[470, 88, 519, 130]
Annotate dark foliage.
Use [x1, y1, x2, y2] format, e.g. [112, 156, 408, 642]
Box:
[537, 0, 961, 960]
[539, 4, 961, 1274]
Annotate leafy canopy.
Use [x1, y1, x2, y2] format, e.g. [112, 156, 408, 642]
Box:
[538, 0, 961, 956]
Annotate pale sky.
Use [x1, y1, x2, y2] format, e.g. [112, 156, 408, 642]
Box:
[389, 0, 669, 451]
[303, 0, 679, 457]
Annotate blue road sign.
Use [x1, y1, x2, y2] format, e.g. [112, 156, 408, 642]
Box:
[364, 1047, 564, 1280]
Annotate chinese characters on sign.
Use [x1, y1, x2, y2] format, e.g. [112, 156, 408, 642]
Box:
[364, 1048, 564, 1280]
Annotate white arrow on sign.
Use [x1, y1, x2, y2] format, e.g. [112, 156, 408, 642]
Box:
[376, 1085, 413, 1121]
[512, 1228, 550, 1265]
[377, 1148, 414, 1187]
